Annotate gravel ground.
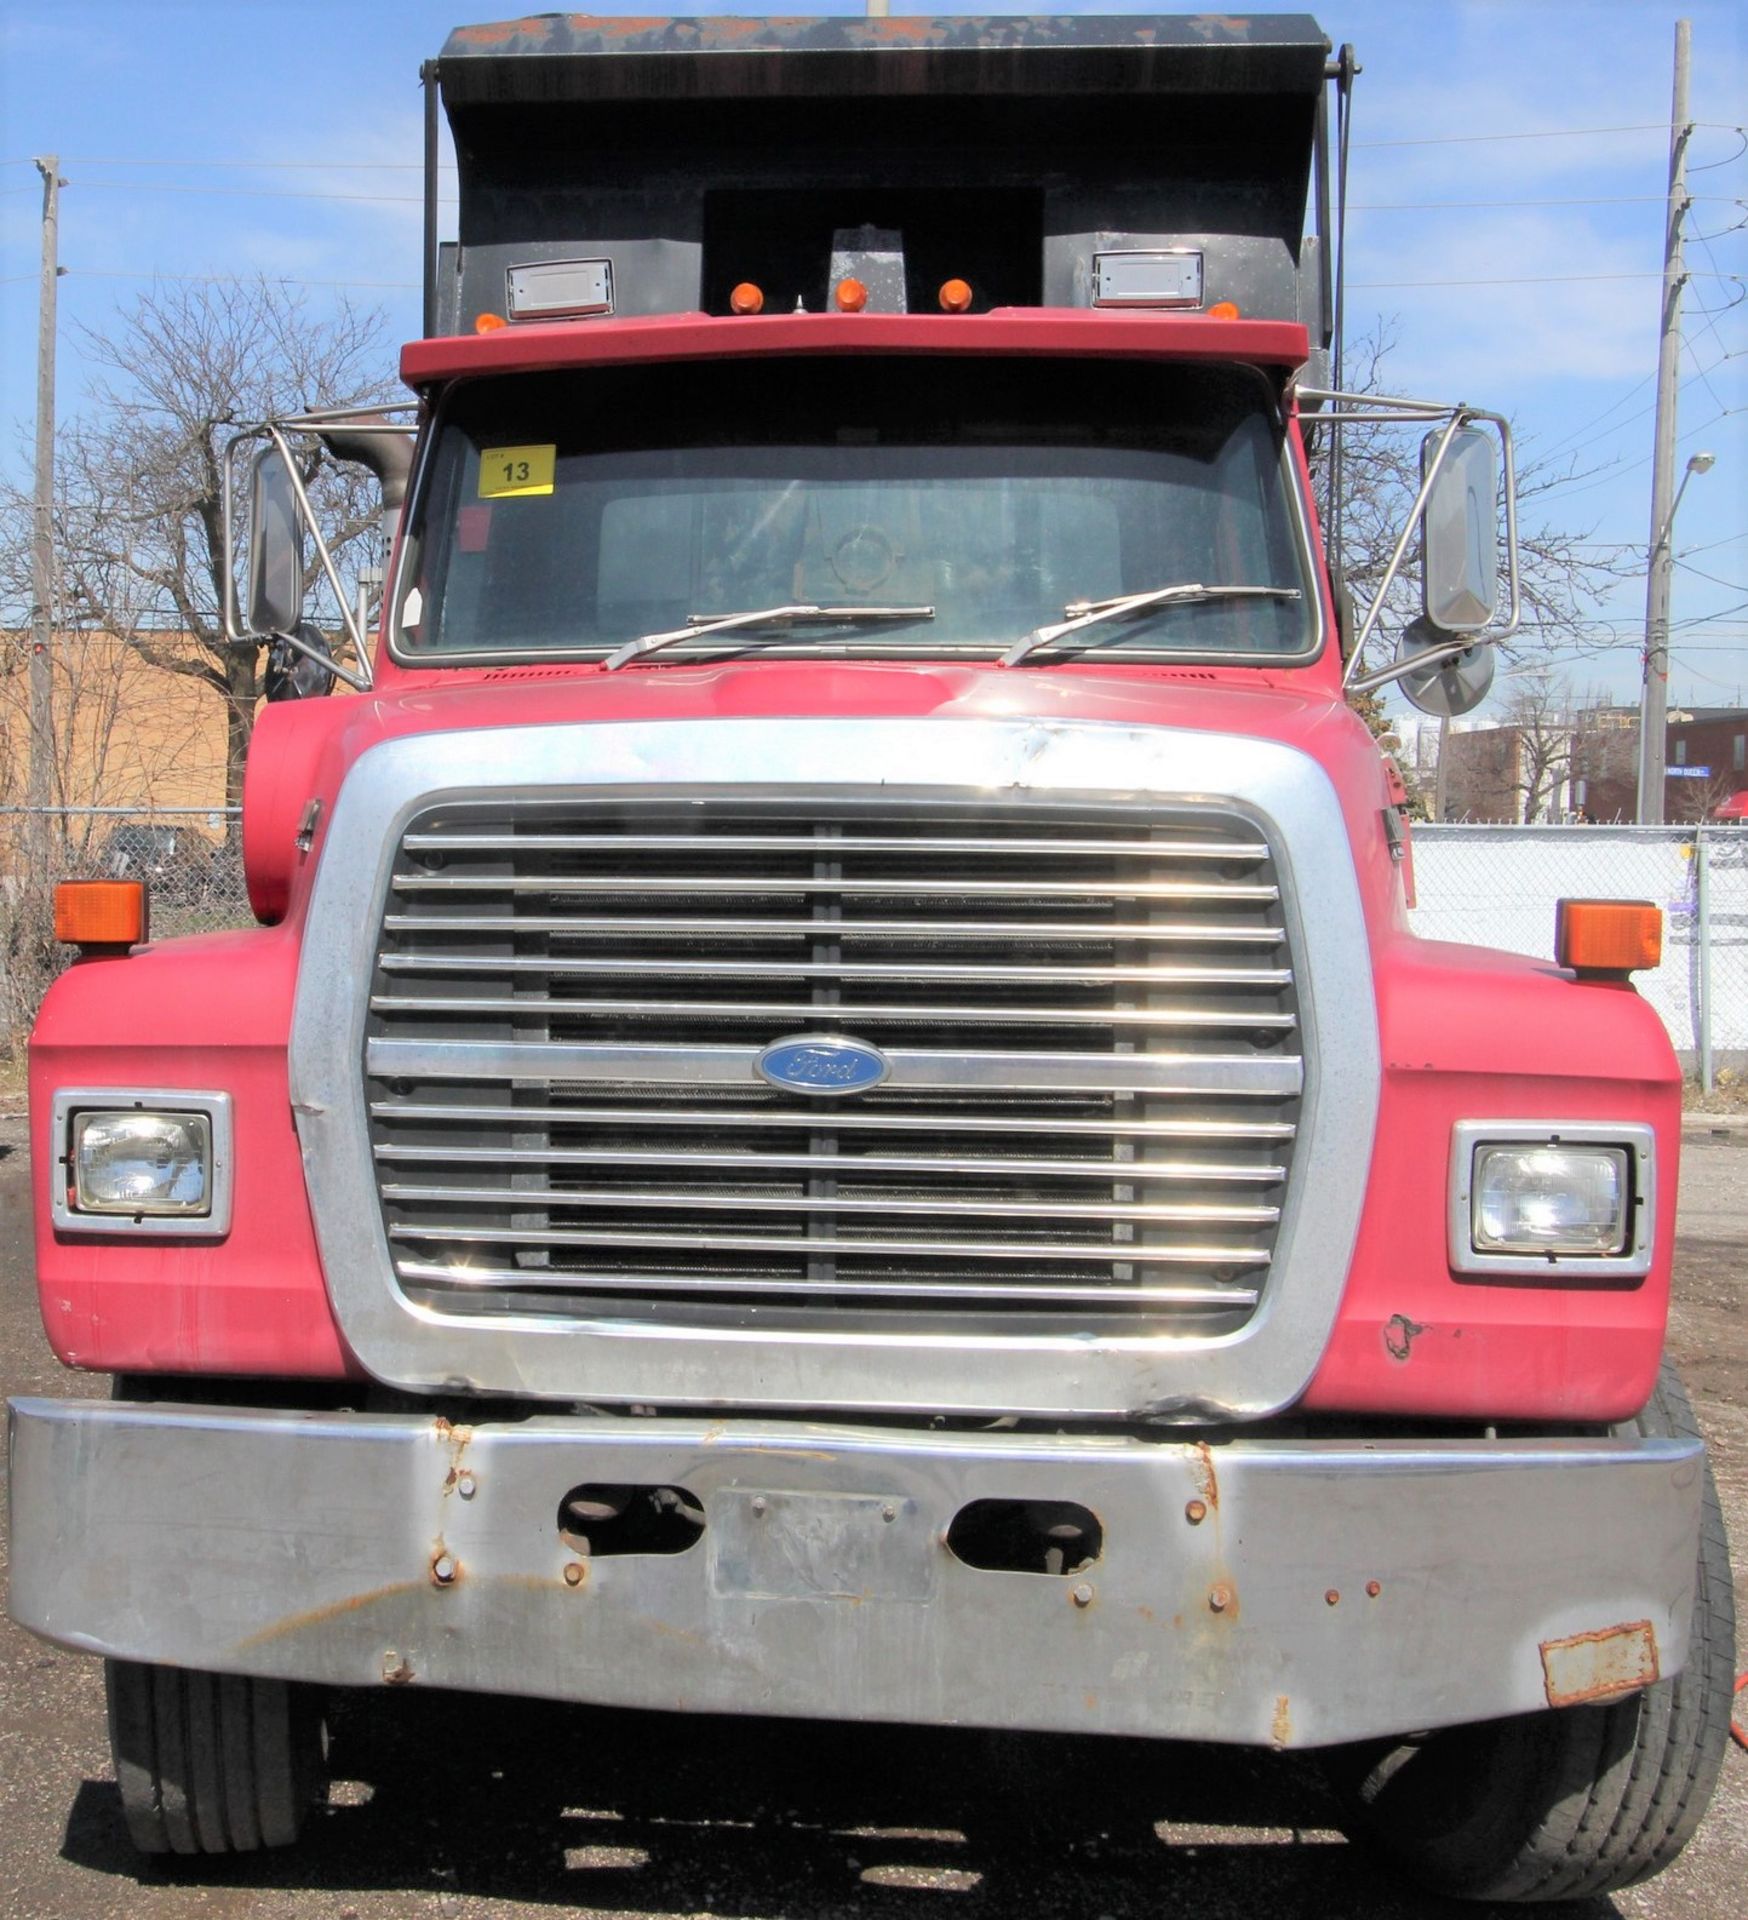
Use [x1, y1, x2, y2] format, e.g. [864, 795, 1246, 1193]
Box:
[2, 1109, 1743, 1920]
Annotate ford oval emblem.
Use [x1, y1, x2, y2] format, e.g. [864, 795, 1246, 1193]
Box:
[756, 1033, 891, 1097]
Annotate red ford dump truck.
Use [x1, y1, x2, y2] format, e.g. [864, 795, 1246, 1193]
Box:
[8, 15, 1735, 1901]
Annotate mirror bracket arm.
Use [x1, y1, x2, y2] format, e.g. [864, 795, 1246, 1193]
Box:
[263, 424, 374, 688]
[1341, 408, 1469, 686]
[1349, 633, 1491, 697]
[1297, 388, 1521, 689]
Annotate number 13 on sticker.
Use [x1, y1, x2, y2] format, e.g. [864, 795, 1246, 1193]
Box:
[478, 444, 556, 498]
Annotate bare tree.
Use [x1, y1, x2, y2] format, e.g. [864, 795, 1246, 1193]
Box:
[1320, 325, 1637, 686]
[4, 279, 394, 811]
[1503, 668, 1576, 823]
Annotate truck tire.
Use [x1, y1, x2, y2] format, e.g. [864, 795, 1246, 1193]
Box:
[105, 1659, 325, 1854]
[1331, 1361, 1735, 1903]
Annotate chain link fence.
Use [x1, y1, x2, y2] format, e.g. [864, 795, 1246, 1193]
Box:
[1410, 823, 1748, 1082]
[5, 808, 1745, 1085]
[0, 807, 247, 1055]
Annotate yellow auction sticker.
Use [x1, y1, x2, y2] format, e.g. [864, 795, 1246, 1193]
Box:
[478, 444, 556, 498]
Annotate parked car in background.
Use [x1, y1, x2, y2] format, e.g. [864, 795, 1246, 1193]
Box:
[98, 824, 213, 904]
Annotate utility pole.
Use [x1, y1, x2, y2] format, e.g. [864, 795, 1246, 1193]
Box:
[26, 154, 62, 845]
[1635, 20, 1691, 825]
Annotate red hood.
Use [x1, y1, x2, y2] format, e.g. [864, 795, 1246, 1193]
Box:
[245, 658, 1404, 936]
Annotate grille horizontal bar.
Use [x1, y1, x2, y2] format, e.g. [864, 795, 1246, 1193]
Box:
[392, 874, 1280, 902]
[374, 1144, 1288, 1183]
[366, 795, 1300, 1335]
[394, 1259, 1259, 1308]
[370, 994, 1297, 1030]
[378, 1181, 1281, 1225]
[382, 913, 1285, 944]
[367, 1038, 1303, 1096]
[402, 831, 1270, 861]
[368, 1100, 1299, 1141]
[388, 1223, 1273, 1268]
[378, 953, 1293, 989]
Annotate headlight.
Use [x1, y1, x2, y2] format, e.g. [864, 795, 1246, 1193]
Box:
[52, 1090, 233, 1236]
[1472, 1144, 1628, 1255]
[72, 1111, 212, 1215]
[1449, 1122, 1652, 1276]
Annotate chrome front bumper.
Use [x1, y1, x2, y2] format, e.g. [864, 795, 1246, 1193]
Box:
[6, 1397, 1701, 1750]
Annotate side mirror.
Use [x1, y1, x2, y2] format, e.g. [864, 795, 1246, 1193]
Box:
[1420, 426, 1499, 633]
[245, 446, 304, 634]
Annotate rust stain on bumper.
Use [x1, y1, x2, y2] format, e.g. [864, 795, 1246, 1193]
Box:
[1540, 1619, 1660, 1707]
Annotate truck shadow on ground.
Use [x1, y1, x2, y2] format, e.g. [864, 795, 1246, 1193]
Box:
[58, 1689, 1628, 1920]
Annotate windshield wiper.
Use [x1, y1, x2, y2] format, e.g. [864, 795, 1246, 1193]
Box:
[998, 583, 1302, 668]
[604, 602, 935, 671]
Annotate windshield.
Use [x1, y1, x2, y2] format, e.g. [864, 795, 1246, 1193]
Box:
[397, 356, 1318, 665]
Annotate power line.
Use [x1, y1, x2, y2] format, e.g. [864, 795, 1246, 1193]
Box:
[1543, 345, 1744, 465]
[15, 155, 455, 173]
[1678, 560, 1748, 593]
[58, 268, 419, 291]
[1353, 122, 1665, 149]
[71, 180, 456, 208]
[1543, 409, 1745, 500]
[1349, 193, 1741, 212]
[1350, 270, 1744, 289]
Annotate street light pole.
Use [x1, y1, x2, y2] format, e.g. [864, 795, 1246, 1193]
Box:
[1635, 18, 1692, 825]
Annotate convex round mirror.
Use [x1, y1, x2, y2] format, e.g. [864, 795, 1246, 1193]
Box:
[1394, 614, 1496, 718]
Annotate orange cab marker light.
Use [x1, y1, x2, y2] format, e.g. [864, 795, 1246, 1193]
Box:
[729, 281, 765, 315]
[1555, 899, 1662, 976]
[55, 880, 148, 950]
[834, 277, 869, 313]
[1206, 300, 1242, 320]
[474, 312, 507, 334]
[939, 277, 974, 313]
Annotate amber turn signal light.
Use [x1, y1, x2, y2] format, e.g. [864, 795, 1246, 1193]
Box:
[833, 277, 869, 313]
[1555, 899, 1662, 977]
[938, 278, 974, 313]
[729, 282, 765, 315]
[1206, 300, 1241, 320]
[473, 312, 507, 334]
[55, 880, 148, 950]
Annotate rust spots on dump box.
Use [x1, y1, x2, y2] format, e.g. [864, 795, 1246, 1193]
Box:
[435, 1416, 475, 1495]
[1271, 1695, 1292, 1748]
[1540, 1620, 1660, 1707]
[1189, 1442, 1220, 1511]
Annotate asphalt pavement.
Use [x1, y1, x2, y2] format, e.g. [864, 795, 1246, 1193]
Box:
[2, 1108, 1743, 1920]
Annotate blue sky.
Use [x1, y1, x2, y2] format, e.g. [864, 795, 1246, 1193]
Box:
[1, 2, 1743, 717]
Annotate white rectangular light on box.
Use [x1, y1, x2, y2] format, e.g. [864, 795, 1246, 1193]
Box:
[505, 259, 614, 321]
[1448, 1121, 1652, 1277]
[51, 1089, 233, 1236]
[1092, 249, 1204, 309]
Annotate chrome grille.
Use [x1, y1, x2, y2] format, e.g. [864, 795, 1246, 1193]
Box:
[365, 796, 1302, 1338]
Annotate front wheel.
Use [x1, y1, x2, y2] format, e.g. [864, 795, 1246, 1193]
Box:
[1330, 1362, 1735, 1903]
[106, 1659, 326, 1855]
